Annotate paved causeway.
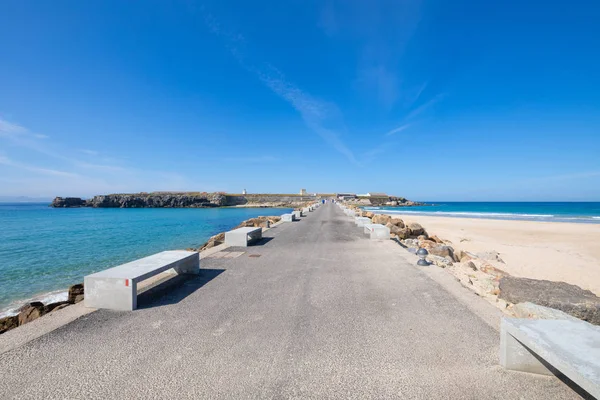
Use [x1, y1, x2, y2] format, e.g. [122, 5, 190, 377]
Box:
[0, 204, 579, 399]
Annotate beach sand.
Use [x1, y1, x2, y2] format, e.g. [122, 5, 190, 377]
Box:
[390, 215, 600, 296]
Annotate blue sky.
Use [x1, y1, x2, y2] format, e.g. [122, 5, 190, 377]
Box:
[1, 0, 599, 201]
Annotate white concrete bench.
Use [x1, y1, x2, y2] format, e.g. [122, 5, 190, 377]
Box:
[355, 217, 371, 227]
[302, 207, 310, 216]
[363, 223, 390, 240]
[225, 226, 262, 247]
[281, 213, 296, 222]
[501, 318, 600, 398]
[84, 250, 199, 311]
[293, 210, 302, 219]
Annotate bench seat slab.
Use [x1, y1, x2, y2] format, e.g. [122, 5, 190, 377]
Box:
[501, 318, 600, 399]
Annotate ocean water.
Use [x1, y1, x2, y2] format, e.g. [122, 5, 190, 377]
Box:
[365, 202, 600, 223]
[0, 203, 292, 316]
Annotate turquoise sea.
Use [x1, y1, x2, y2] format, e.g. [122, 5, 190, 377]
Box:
[366, 202, 600, 223]
[0, 203, 292, 316]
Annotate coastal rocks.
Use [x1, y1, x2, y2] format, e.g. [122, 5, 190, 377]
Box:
[372, 215, 391, 225]
[396, 227, 411, 240]
[17, 302, 46, 325]
[199, 232, 226, 251]
[498, 277, 600, 325]
[86, 193, 228, 208]
[68, 283, 84, 304]
[476, 250, 505, 264]
[426, 255, 453, 268]
[390, 218, 405, 228]
[197, 215, 282, 251]
[50, 197, 86, 207]
[0, 315, 19, 334]
[408, 222, 425, 237]
[428, 245, 456, 260]
[45, 301, 70, 313]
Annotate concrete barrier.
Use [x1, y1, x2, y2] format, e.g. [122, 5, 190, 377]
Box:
[355, 217, 371, 227]
[293, 210, 302, 219]
[84, 250, 199, 311]
[281, 213, 295, 222]
[501, 318, 600, 399]
[363, 223, 390, 240]
[225, 226, 262, 247]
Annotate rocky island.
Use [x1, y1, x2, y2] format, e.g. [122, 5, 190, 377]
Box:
[50, 192, 424, 208]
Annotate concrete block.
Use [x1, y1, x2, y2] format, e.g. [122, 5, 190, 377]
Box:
[302, 208, 310, 216]
[281, 213, 295, 222]
[363, 223, 390, 240]
[84, 250, 199, 311]
[500, 318, 600, 399]
[225, 227, 262, 247]
[293, 210, 302, 219]
[355, 217, 371, 227]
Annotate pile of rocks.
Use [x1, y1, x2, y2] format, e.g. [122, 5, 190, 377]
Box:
[194, 216, 282, 251]
[0, 284, 84, 335]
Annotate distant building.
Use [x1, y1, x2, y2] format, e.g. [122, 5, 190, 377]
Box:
[336, 193, 356, 200]
[360, 192, 388, 198]
[299, 188, 307, 195]
[242, 189, 247, 195]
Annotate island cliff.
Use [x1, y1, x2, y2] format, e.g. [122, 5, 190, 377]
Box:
[50, 192, 423, 208]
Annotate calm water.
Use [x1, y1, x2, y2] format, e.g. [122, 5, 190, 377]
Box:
[366, 202, 600, 223]
[0, 203, 292, 315]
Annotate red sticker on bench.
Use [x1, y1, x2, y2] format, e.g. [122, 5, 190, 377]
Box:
[125, 279, 129, 287]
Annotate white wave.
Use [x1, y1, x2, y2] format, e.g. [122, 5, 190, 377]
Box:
[594, 217, 600, 219]
[0, 290, 68, 319]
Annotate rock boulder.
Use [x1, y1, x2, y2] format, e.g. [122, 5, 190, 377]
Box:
[408, 222, 425, 237]
[0, 315, 19, 334]
[372, 215, 391, 225]
[18, 302, 46, 326]
[68, 283, 84, 304]
[498, 277, 600, 325]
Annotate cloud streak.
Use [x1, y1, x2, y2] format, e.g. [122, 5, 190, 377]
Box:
[0, 155, 79, 177]
[202, 10, 358, 165]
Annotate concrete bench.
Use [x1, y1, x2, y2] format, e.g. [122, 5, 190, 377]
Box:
[225, 226, 262, 247]
[302, 207, 310, 216]
[363, 223, 390, 240]
[281, 213, 296, 222]
[293, 210, 302, 219]
[501, 318, 600, 398]
[355, 217, 371, 227]
[84, 250, 199, 311]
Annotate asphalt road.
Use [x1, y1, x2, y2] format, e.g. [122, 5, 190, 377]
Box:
[0, 203, 580, 399]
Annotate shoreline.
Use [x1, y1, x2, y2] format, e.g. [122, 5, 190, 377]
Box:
[380, 213, 600, 296]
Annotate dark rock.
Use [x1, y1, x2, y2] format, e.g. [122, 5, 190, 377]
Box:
[390, 218, 405, 228]
[498, 277, 600, 325]
[50, 197, 86, 207]
[18, 302, 46, 325]
[68, 283, 84, 304]
[408, 222, 425, 237]
[44, 301, 70, 313]
[428, 245, 456, 260]
[0, 315, 19, 334]
[396, 227, 411, 240]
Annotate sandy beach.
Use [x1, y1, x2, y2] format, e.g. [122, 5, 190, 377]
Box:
[388, 215, 600, 296]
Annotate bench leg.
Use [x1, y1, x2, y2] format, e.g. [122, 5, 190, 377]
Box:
[500, 321, 552, 375]
[84, 277, 137, 311]
[172, 253, 200, 275]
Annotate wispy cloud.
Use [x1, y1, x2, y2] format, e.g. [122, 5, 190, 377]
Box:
[385, 123, 412, 137]
[0, 155, 79, 177]
[202, 10, 358, 165]
[404, 93, 445, 121]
